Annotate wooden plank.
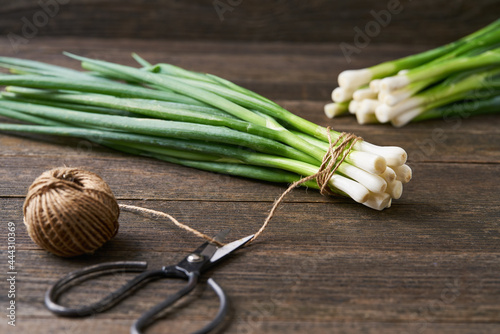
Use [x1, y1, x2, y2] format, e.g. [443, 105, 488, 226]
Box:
[8, 250, 500, 323]
[0, 0, 498, 45]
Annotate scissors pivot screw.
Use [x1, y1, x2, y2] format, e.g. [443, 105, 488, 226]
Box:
[187, 253, 204, 263]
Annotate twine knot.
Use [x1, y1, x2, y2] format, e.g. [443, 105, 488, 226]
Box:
[316, 131, 360, 195]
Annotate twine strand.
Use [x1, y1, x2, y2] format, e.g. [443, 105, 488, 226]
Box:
[118, 204, 224, 247]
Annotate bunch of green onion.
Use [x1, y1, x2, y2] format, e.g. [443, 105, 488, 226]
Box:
[325, 19, 500, 127]
[0, 54, 411, 210]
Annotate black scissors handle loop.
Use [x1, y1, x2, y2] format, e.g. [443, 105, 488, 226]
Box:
[194, 278, 229, 334]
[45, 261, 171, 317]
[45, 261, 229, 334]
[132, 272, 229, 334]
[132, 271, 198, 333]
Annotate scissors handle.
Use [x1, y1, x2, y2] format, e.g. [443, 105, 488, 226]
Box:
[45, 261, 168, 316]
[45, 261, 229, 334]
[131, 273, 228, 334]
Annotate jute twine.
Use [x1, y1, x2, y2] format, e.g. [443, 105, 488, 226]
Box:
[23, 129, 359, 256]
[23, 167, 120, 257]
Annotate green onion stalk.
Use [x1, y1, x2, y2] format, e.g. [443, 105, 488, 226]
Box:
[326, 19, 500, 126]
[0, 54, 412, 210]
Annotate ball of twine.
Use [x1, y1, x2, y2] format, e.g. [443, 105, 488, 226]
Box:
[23, 167, 120, 257]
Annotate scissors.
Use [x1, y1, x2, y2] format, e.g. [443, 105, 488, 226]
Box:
[45, 229, 253, 334]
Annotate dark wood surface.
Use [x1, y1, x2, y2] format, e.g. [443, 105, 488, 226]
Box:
[1, 37, 499, 334]
[1, 0, 500, 44]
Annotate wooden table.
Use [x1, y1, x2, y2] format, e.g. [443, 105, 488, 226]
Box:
[1, 38, 499, 334]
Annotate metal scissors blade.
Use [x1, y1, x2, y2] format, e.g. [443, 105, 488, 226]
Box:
[209, 234, 254, 264]
[198, 228, 231, 260]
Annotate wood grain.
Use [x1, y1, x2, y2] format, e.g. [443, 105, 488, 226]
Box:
[1, 0, 499, 45]
[0, 37, 499, 334]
